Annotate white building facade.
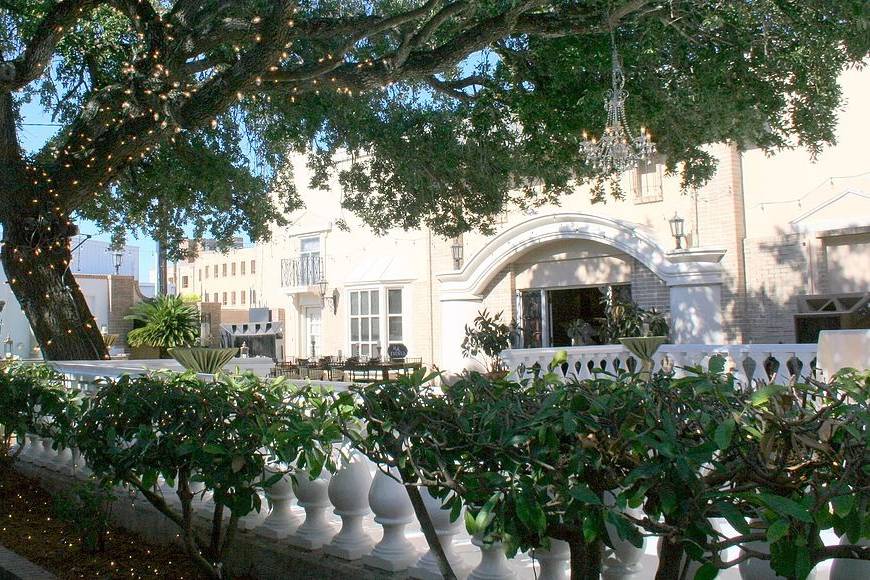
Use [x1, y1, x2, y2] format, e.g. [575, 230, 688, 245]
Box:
[171, 67, 870, 370]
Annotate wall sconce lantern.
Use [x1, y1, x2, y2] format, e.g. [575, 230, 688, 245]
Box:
[319, 278, 339, 315]
[451, 236, 464, 270]
[668, 212, 686, 250]
[110, 247, 124, 274]
[240, 341, 249, 358]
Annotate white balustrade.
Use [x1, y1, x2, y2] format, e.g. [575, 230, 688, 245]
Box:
[257, 470, 302, 539]
[364, 468, 419, 571]
[288, 469, 336, 549]
[238, 490, 270, 532]
[531, 539, 570, 580]
[325, 451, 374, 559]
[503, 343, 819, 386]
[409, 489, 468, 580]
[468, 536, 517, 580]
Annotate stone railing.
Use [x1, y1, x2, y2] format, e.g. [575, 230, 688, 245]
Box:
[502, 343, 820, 386]
[10, 358, 850, 580]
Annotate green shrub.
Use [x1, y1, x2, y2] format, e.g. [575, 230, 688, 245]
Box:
[460, 309, 513, 374]
[53, 480, 114, 553]
[0, 363, 75, 463]
[74, 370, 342, 578]
[125, 295, 200, 355]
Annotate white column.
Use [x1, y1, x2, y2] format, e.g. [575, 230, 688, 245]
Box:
[668, 283, 723, 344]
[439, 296, 484, 375]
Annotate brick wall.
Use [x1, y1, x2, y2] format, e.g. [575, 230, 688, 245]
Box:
[107, 276, 141, 350]
[630, 259, 670, 316]
[742, 233, 808, 343]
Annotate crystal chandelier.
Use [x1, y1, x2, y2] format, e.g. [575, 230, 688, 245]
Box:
[581, 36, 655, 175]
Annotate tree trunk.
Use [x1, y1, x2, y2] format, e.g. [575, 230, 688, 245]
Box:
[655, 536, 686, 580]
[1, 224, 108, 360]
[567, 533, 602, 580]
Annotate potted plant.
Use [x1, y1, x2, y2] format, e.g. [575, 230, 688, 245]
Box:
[125, 295, 200, 358]
[565, 319, 595, 346]
[460, 309, 513, 379]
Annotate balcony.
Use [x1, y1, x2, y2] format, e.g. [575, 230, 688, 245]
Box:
[281, 254, 323, 292]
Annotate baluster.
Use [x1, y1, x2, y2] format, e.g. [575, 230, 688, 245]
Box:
[257, 471, 302, 539]
[364, 468, 418, 571]
[288, 469, 336, 549]
[532, 539, 570, 580]
[602, 493, 646, 579]
[468, 536, 517, 580]
[15, 433, 34, 463]
[409, 489, 468, 580]
[238, 490, 269, 531]
[72, 447, 92, 479]
[325, 452, 374, 559]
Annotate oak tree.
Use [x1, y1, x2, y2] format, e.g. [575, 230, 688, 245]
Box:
[0, 0, 866, 358]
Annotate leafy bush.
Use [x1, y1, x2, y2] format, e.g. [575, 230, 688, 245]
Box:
[460, 309, 513, 374]
[0, 363, 76, 463]
[599, 291, 669, 344]
[346, 360, 870, 580]
[74, 371, 343, 578]
[53, 480, 114, 553]
[125, 295, 200, 355]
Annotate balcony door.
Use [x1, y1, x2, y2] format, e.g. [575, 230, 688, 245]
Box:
[299, 236, 322, 286]
[303, 306, 322, 358]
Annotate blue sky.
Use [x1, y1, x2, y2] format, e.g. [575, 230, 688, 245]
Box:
[19, 100, 159, 282]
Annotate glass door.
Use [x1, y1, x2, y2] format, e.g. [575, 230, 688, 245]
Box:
[303, 306, 322, 358]
[519, 290, 544, 348]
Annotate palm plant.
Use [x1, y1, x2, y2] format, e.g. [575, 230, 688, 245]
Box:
[125, 296, 200, 357]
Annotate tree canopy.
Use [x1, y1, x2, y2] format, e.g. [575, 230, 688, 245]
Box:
[2, 0, 867, 247]
[0, 0, 867, 359]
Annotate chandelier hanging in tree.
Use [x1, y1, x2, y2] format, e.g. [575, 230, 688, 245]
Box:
[581, 34, 656, 175]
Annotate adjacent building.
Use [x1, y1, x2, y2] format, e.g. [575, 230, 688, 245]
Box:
[170, 66, 868, 370]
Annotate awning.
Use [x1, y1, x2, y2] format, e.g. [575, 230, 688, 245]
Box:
[346, 255, 416, 285]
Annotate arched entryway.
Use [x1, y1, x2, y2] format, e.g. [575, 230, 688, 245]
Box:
[436, 213, 726, 371]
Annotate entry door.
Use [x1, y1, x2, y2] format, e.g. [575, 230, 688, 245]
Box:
[518, 290, 545, 348]
[303, 306, 322, 358]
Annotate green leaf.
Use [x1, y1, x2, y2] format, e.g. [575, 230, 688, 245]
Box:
[759, 493, 813, 523]
[714, 418, 736, 450]
[831, 494, 855, 518]
[708, 355, 726, 375]
[751, 385, 784, 406]
[694, 563, 719, 580]
[569, 484, 602, 505]
[716, 502, 750, 535]
[203, 444, 225, 455]
[767, 518, 790, 543]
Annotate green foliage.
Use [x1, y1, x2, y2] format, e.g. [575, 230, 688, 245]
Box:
[346, 361, 870, 579]
[168, 347, 238, 375]
[53, 480, 114, 554]
[125, 295, 200, 351]
[460, 309, 513, 374]
[599, 291, 669, 344]
[73, 370, 343, 577]
[0, 363, 75, 462]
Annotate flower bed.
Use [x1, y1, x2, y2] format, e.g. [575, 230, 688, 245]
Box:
[0, 466, 206, 579]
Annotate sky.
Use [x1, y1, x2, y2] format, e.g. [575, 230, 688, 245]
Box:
[19, 100, 158, 283]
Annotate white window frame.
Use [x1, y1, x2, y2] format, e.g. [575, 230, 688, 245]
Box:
[346, 285, 409, 359]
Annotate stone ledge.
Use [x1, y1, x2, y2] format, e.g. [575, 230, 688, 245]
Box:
[0, 544, 57, 580]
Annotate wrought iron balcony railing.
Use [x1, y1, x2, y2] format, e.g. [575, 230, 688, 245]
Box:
[281, 254, 323, 288]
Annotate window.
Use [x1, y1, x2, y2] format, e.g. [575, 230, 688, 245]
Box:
[349, 289, 380, 358]
[213, 264, 218, 277]
[241, 261, 246, 275]
[198, 270, 202, 282]
[388, 289, 403, 342]
[250, 260, 256, 274]
[251, 289, 257, 305]
[222, 292, 227, 305]
[298, 236, 322, 285]
[182, 276, 189, 289]
[205, 268, 209, 279]
[231, 291, 236, 305]
[222, 263, 227, 277]
[241, 291, 246, 305]
[349, 288, 405, 358]
[631, 159, 663, 203]
[231, 262, 237, 276]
